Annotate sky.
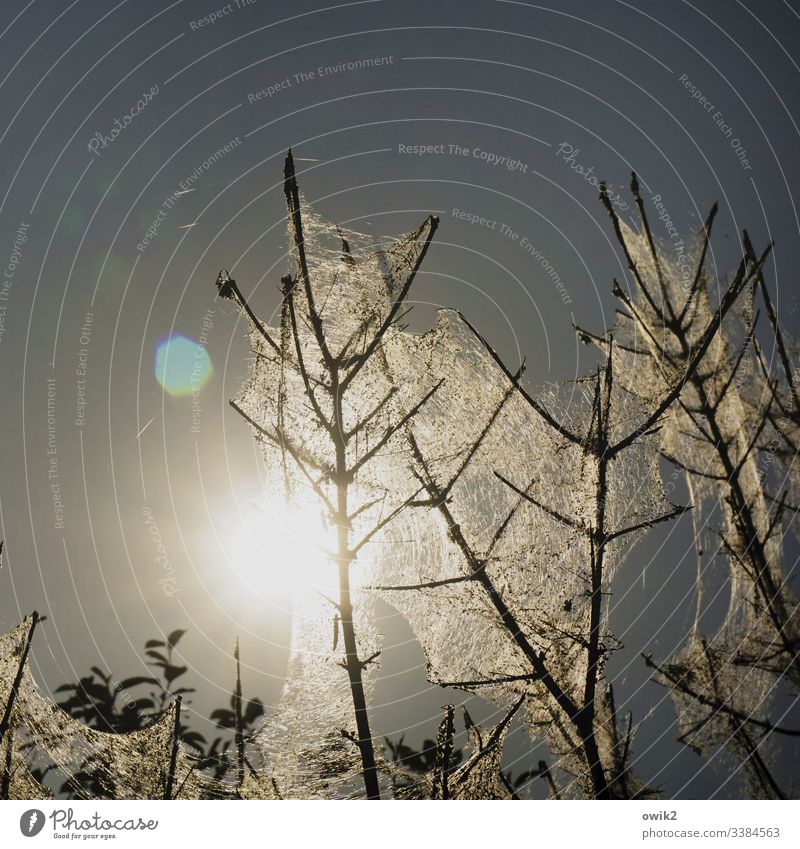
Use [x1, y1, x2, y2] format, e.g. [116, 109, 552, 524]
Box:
[1, 0, 800, 798]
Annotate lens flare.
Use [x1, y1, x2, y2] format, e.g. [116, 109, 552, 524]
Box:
[154, 333, 212, 396]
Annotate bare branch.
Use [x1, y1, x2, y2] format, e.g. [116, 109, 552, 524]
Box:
[605, 504, 691, 542]
[575, 323, 645, 355]
[660, 450, 727, 481]
[350, 486, 425, 555]
[215, 270, 281, 355]
[644, 653, 800, 737]
[494, 471, 583, 530]
[369, 572, 478, 592]
[458, 312, 583, 445]
[341, 215, 439, 390]
[441, 367, 524, 497]
[345, 386, 398, 441]
[677, 202, 719, 328]
[435, 673, 540, 688]
[630, 172, 677, 323]
[283, 150, 335, 368]
[743, 229, 800, 417]
[610, 245, 773, 457]
[229, 400, 336, 516]
[714, 315, 760, 408]
[599, 181, 665, 321]
[349, 380, 444, 478]
[282, 274, 333, 433]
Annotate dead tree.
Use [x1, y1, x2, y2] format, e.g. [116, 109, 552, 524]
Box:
[579, 174, 796, 796]
[220, 151, 440, 799]
[370, 240, 751, 796]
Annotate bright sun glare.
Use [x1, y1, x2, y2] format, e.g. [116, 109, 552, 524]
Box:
[253, 495, 339, 603]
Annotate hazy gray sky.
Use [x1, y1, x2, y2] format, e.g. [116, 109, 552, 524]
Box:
[1, 0, 799, 797]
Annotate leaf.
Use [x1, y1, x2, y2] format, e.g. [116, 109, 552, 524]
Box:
[163, 664, 187, 684]
[462, 706, 476, 733]
[118, 676, 161, 690]
[244, 698, 265, 725]
[144, 639, 165, 649]
[207, 737, 223, 751]
[180, 731, 207, 750]
[210, 708, 236, 728]
[81, 682, 113, 703]
[121, 698, 155, 713]
[145, 650, 168, 664]
[512, 769, 538, 787]
[167, 629, 187, 648]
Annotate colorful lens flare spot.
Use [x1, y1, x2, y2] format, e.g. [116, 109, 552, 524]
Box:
[154, 334, 212, 396]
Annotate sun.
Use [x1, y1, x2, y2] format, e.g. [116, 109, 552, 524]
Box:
[253, 494, 338, 603]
